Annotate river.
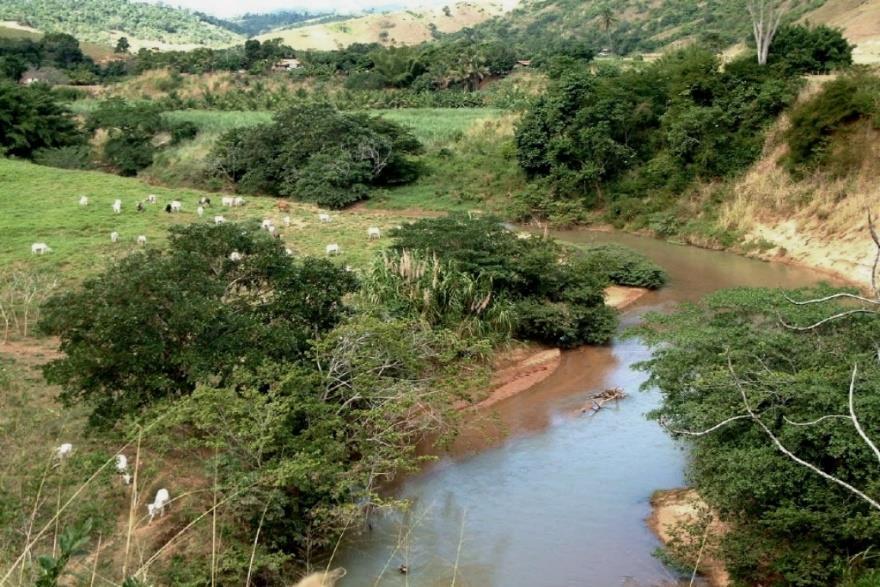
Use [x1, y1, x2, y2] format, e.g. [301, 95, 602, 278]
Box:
[335, 230, 837, 587]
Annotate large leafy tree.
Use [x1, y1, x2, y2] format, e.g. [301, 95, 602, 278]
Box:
[39, 223, 358, 425]
[636, 287, 880, 585]
[0, 82, 82, 158]
[210, 102, 422, 208]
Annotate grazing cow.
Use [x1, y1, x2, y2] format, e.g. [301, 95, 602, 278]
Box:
[325, 244, 340, 256]
[276, 200, 290, 212]
[319, 213, 332, 223]
[110, 231, 119, 243]
[137, 235, 147, 246]
[261, 219, 274, 231]
[283, 215, 291, 227]
[137, 202, 145, 212]
[147, 194, 158, 204]
[122, 473, 132, 485]
[78, 195, 89, 206]
[56, 443, 73, 458]
[214, 215, 225, 225]
[165, 204, 172, 213]
[112, 199, 122, 214]
[169, 200, 182, 213]
[115, 454, 129, 474]
[267, 225, 277, 236]
[198, 196, 211, 206]
[367, 227, 381, 240]
[285, 247, 293, 256]
[221, 196, 234, 207]
[147, 488, 170, 522]
[233, 196, 245, 207]
[229, 251, 243, 262]
[31, 243, 51, 255]
[197, 206, 204, 217]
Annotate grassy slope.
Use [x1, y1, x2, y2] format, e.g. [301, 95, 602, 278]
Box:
[0, 22, 115, 61]
[256, 0, 516, 50]
[0, 158, 421, 283]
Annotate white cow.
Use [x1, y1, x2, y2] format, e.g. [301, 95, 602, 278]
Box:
[170, 200, 182, 213]
[285, 247, 293, 256]
[56, 443, 73, 458]
[110, 231, 119, 243]
[221, 196, 235, 207]
[31, 243, 51, 255]
[147, 488, 170, 522]
[197, 206, 204, 217]
[115, 454, 129, 474]
[214, 215, 226, 225]
[367, 227, 381, 240]
[233, 196, 245, 207]
[112, 199, 122, 214]
[78, 195, 89, 207]
[319, 213, 332, 223]
[261, 219, 274, 231]
[147, 194, 158, 204]
[325, 244, 340, 256]
[283, 215, 291, 227]
[229, 251, 243, 262]
[137, 235, 147, 246]
[122, 473, 132, 486]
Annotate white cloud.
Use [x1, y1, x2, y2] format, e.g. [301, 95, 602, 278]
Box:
[140, 0, 442, 18]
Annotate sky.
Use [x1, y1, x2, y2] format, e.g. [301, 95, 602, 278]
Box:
[143, 0, 441, 18]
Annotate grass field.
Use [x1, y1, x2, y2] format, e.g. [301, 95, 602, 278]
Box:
[0, 158, 422, 283]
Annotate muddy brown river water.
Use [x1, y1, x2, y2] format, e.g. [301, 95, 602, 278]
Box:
[335, 230, 839, 587]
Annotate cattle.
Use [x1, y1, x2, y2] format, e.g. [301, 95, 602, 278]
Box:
[78, 195, 89, 206]
[147, 488, 170, 522]
[115, 454, 128, 474]
[229, 251, 243, 262]
[198, 197, 211, 206]
[319, 213, 332, 223]
[261, 219, 274, 231]
[233, 196, 245, 207]
[221, 196, 235, 207]
[276, 200, 290, 212]
[325, 244, 340, 256]
[55, 443, 73, 458]
[31, 243, 51, 255]
[197, 206, 204, 217]
[285, 247, 293, 256]
[110, 231, 119, 243]
[283, 215, 291, 227]
[147, 194, 158, 204]
[169, 200, 182, 213]
[214, 215, 225, 225]
[137, 202, 145, 212]
[367, 227, 381, 240]
[112, 199, 122, 214]
[137, 235, 147, 246]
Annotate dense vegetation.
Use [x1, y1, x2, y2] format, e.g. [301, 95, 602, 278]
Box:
[196, 10, 325, 37]
[0, 81, 81, 158]
[209, 102, 423, 208]
[0, 0, 241, 46]
[514, 27, 852, 227]
[636, 287, 880, 585]
[0, 32, 126, 84]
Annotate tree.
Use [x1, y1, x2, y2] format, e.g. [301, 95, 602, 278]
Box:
[39, 223, 357, 425]
[0, 82, 82, 158]
[114, 36, 130, 54]
[747, 0, 787, 65]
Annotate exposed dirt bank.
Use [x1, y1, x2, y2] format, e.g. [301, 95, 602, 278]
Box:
[605, 285, 649, 309]
[649, 488, 730, 587]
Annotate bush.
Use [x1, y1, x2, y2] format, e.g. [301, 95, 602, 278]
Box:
[579, 244, 667, 289]
[344, 70, 388, 90]
[769, 24, 853, 75]
[39, 222, 357, 425]
[32, 145, 94, 170]
[209, 102, 423, 208]
[390, 214, 618, 347]
[784, 72, 880, 174]
[0, 81, 82, 158]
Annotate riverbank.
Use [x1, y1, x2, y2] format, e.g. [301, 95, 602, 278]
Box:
[470, 286, 649, 410]
[649, 489, 730, 587]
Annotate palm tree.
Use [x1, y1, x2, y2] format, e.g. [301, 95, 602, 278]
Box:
[598, 3, 618, 54]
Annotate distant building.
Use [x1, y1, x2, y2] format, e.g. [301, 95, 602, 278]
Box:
[273, 58, 302, 71]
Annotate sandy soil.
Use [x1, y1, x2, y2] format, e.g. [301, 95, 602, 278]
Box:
[605, 285, 649, 309]
[649, 489, 730, 587]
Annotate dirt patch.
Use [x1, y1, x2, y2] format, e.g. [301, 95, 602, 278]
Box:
[649, 488, 730, 587]
[467, 346, 562, 410]
[0, 337, 62, 366]
[605, 285, 649, 309]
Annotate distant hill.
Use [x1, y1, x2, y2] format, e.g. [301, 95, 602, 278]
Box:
[800, 0, 880, 63]
[257, 1, 519, 50]
[0, 0, 242, 49]
[0, 19, 116, 60]
[196, 10, 331, 38]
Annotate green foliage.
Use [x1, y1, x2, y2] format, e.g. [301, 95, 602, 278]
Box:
[209, 102, 423, 208]
[784, 72, 880, 174]
[113, 36, 129, 54]
[0, 0, 241, 46]
[515, 46, 801, 221]
[635, 286, 880, 585]
[38, 222, 357, 425]
[0, 81, 82, 158]
[579, 244, 667, 289]
[769, 24, 853, 75]
[35, 518, 93, 587]
[390, 214, 617, 347]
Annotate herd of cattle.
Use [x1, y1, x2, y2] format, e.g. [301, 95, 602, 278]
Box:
[30, 193, 384, 258]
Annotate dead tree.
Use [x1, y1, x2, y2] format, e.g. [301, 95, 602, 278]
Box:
[747, 0, 787, 65]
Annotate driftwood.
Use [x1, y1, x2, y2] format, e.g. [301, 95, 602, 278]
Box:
[582, 387, 626, 415]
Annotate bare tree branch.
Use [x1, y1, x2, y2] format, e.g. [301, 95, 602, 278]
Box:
[848, 364, 880, 466]
[780, 309, 878, 331]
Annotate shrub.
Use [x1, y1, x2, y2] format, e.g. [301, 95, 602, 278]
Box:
[579, 244, 667, 289]
[39, 223, 357, 425]
[769, 24, 853, 75]
[32, 145, 94, 170]
[0, 81, 82, 158]
[344, 70, 388, 90]
[209, 102, 423, 208]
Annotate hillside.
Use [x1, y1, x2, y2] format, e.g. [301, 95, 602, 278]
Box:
[801, 0, 880, 63]
[0, 0, 242, 50]
[257, 0, 518, 50]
